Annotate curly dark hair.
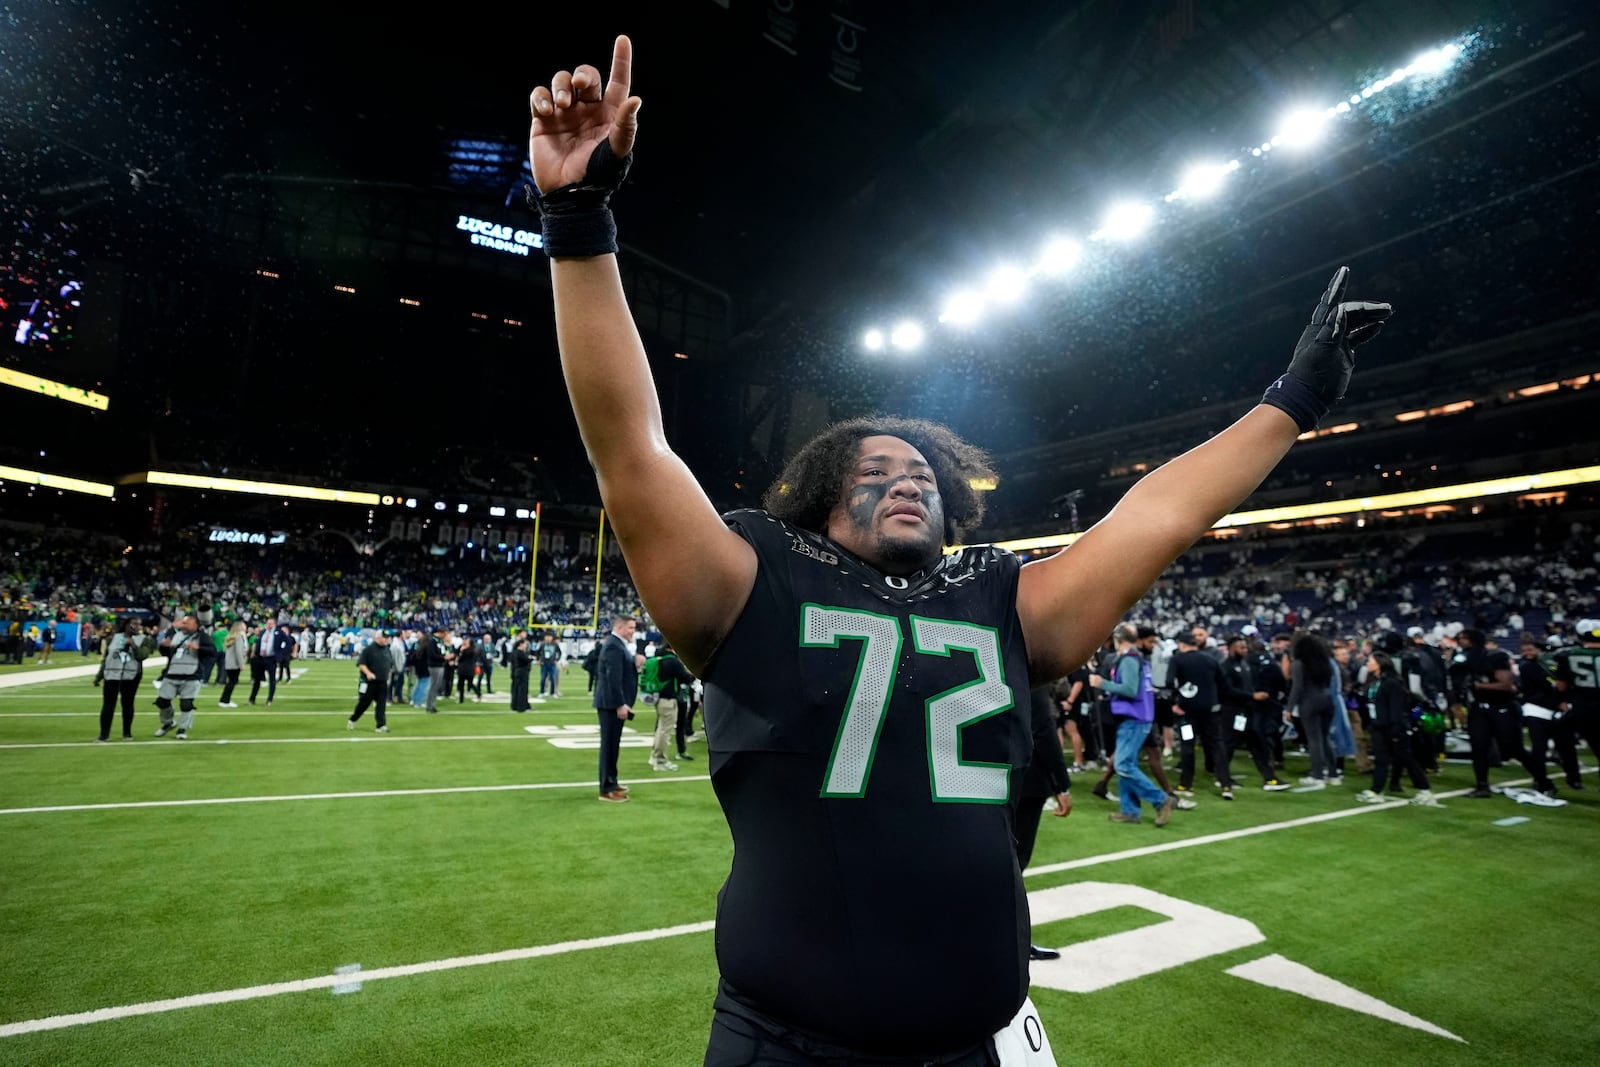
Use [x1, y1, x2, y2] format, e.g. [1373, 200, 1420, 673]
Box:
[1291, 631, 1333, 687]
[761, 415, 996, 543]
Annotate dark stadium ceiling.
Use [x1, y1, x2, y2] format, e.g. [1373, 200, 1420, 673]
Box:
[3, 0, 1597, 509]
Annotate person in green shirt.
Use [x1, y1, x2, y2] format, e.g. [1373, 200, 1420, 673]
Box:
[207, 622, 228, 685]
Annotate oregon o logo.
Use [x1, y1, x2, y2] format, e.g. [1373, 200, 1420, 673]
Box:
[1023, 1014, 1042, 1051]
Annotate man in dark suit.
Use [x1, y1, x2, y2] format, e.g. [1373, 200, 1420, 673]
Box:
[275, 625, 297, 684]
[249, 619, 280, 706]
[592, 615, 640, 802]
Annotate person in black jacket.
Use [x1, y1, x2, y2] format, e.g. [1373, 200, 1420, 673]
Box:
[1221, 635, 1292, 791]
[456, 637, 482, 702]
[346, 630, 393, 733]
[509, 636, 534, 712]
[1013, 687, 1072, 960]
[1454, 627, 1547, 798]
[1354, 651, 1441, 806]
[1517, 634, 1579, 794]
[1169, 631, 1245, 799]
[592, 616, 640, 801]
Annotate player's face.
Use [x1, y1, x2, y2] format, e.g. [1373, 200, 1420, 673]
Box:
[827, 435, 945, 574]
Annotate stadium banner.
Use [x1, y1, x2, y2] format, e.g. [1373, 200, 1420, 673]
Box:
[24, 621, 80, 652]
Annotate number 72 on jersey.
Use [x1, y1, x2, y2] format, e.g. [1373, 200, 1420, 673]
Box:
[802, 604, 1016, 804]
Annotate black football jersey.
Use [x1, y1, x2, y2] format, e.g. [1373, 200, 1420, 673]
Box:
[1555, 645, 1600, 711]
[702, 510, 1033, 1055]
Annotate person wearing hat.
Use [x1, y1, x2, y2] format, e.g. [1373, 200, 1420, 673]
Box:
[1553, 620, 1600, 786]
[347, 630, 393, 733]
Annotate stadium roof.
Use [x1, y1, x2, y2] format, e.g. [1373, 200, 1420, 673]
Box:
[3, 0, 1596, 514]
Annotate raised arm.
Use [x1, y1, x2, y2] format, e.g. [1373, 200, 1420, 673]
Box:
[529, 36, 755, 674]
[1017, 268, 1391, 682]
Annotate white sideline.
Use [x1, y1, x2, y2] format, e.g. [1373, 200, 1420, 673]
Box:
[0, 659, 167, 689]
[0, 775, 713, 815]
[1022, 778, 1545, 877]
[0, 920, 719, 1038]
[0, 773, 1568, 1037]
[0, 734, 555, 751]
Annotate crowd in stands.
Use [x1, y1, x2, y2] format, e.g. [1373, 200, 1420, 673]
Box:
[4, 510, 1596, 661]
[2, 524, 643, 643]
[1121, 515, 1599, 646]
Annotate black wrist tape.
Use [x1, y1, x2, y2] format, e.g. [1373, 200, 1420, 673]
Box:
[530, 140, 634, 258]
[1260, 372, 1329, 434]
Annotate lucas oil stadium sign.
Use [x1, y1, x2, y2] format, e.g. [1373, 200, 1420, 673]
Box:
[209, 528, 287, 545]
[456, 216, 542, 256]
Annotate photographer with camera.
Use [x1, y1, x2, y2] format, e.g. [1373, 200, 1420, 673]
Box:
[153, 611, 216, 740]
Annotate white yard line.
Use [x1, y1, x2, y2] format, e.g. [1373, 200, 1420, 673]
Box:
[0, 919, 719, 1038]
[1, 774, 1558, 1038]
[0, 734, 576, 751]
[0, 707, 582, 714]
[1021, 778, 1546, 877]
[0, 775, 713, 815]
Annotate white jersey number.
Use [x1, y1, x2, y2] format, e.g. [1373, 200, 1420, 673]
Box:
[802, 605, 1013, 802]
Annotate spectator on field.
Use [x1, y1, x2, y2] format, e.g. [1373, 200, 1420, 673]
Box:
[219, 621, 248, 707]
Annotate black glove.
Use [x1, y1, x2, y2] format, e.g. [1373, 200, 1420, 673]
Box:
[1262, 266, 1392, 432]
[529, 140, 634, 258]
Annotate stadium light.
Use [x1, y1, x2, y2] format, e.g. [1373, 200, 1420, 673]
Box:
[1091, 201, 1153, 242]
[940, 289, 984, 326]
[949, 463, 1600, 554]
[1407, 43, 1460, 77]
[854, 31, 1479, 355]
[0, 367, 110, 411]
[0, 464, 115, 498]
[889, 320, 925, 351]
[862, 328, 886, 352]
[1166, 160, 1240, 202]
[1035, 237, 1083, 277]
[1272, 108, 1332, 148]
[984, 265, 1029, 307]
[140, 471, 381, 504]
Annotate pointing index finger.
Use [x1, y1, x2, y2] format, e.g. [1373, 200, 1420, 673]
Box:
[1314, 266, 1349, 325]
[605, 34, 633, 107]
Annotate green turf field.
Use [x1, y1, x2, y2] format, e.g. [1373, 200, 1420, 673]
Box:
[2, 659, 1598, 1066]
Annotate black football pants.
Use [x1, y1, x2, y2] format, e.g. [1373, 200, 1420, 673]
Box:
[1467, 703, 1548, 790]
